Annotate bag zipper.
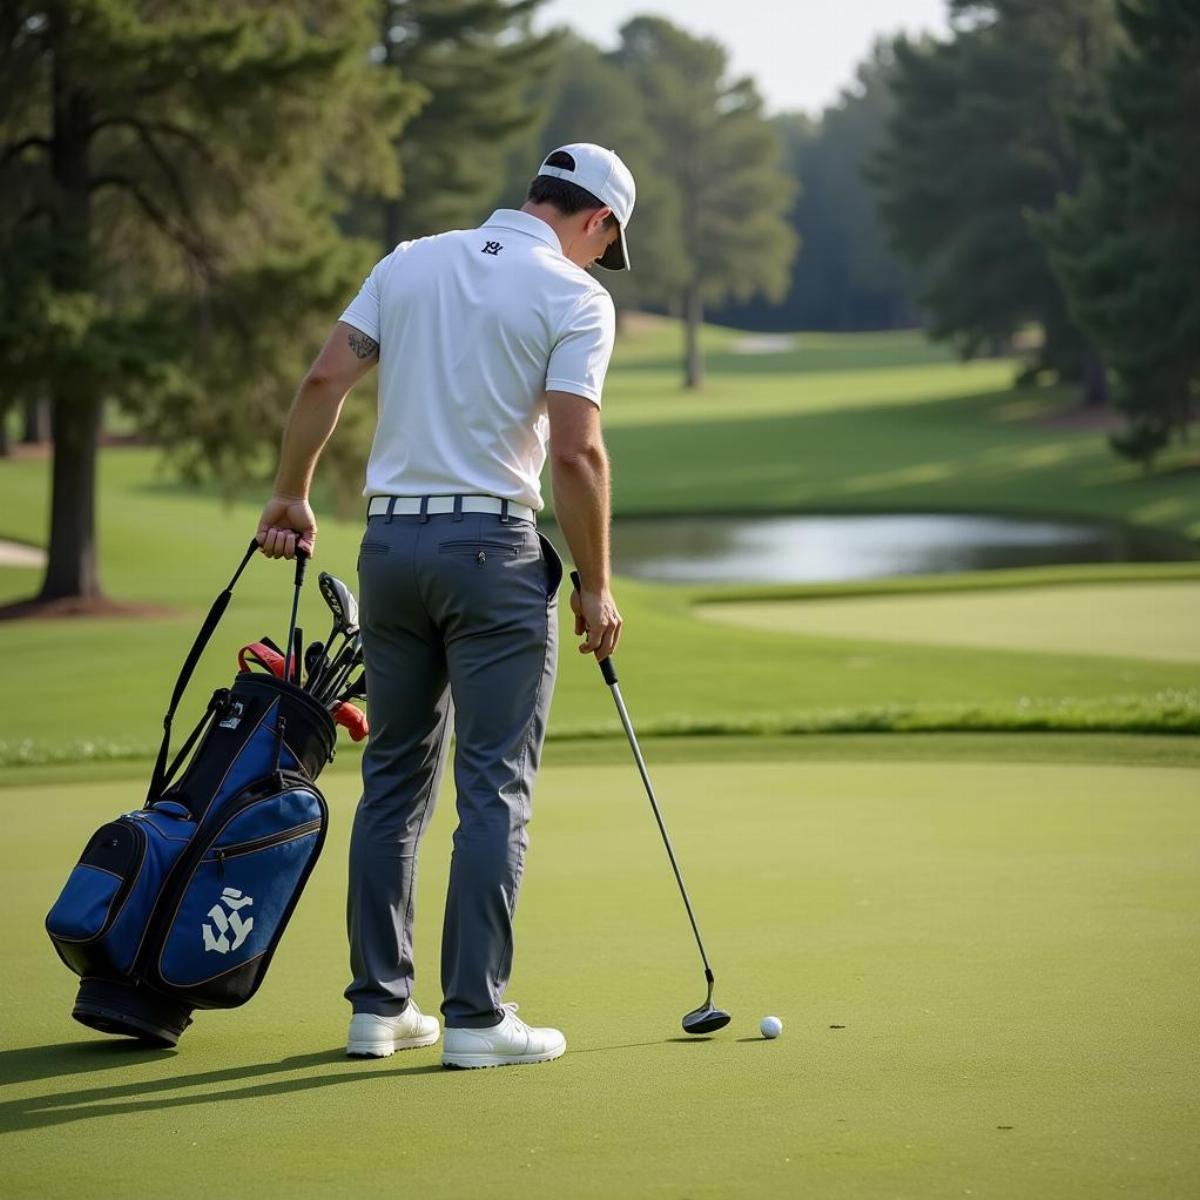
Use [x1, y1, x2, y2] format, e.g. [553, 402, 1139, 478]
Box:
[212, 818, 324, 872]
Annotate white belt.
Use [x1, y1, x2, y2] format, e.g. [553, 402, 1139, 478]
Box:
[367, 494, 535, 523]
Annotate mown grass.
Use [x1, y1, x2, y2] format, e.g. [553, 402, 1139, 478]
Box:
[1, 324, 1197, 768]
[3, 325, 1198, 1200]
[4, 758, 1198, 1199]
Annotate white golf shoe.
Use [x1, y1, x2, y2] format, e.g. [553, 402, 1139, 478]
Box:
[441, 1003, 566, 1070]
[346, 1002, 440, 1057]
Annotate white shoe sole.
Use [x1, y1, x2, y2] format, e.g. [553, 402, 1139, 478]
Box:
[441, 1043, 566, 1070]
[347, 1029, 440, 1058]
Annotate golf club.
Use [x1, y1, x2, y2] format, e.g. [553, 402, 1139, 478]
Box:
[319, 637, 362, 707]
[237, 643, 368, 739]
[282, 549, 308, 685]
[570, 571, 730, 1035]
[311, 572, 359, 692]
[335, 671, 366, 706]
[305, 640, 325, 685]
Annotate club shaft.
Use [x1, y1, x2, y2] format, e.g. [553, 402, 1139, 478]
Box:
[607, 680, 714, 978]
[284, 584, 302, 682]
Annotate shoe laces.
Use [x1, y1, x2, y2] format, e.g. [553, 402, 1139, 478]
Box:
[501, 1002, 530, 1031]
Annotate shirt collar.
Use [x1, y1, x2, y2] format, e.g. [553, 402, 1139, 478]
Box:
[483, 209, 563, 255]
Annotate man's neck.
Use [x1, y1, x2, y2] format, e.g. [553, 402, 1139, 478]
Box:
[520, 202, 568, 254]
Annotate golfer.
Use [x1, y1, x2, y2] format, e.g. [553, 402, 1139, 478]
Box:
[256, 144, 633, 1068]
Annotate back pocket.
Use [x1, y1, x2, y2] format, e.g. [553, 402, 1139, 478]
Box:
[437, 539, 523, 560]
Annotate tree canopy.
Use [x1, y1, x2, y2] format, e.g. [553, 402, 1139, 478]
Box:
[871, 1, 1119, 401]
[612, 16, 796, 387]
[0, 0, 414, 603]
[715, 39, 918, 333]
[1037, 0, 1200, 466]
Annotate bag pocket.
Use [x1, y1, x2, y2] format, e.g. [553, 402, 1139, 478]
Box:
[154, 785, 326, 1008]
[46, 803, 196, 978]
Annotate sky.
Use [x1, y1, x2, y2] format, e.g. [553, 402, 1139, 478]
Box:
[537, 0, 950, 116]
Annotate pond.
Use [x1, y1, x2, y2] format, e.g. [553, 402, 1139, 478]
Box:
[600, 513, 1192, 585]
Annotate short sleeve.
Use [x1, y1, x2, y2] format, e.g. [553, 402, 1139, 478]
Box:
[545, 287, 617, 407]
[339, 253, 390, 343]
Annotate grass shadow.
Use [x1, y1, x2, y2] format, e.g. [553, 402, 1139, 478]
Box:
[0, 1043, 448, 1135]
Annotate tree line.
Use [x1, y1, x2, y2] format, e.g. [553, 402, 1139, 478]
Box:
[871, 0, 1197, 465]
[1, 0, 1195, 609]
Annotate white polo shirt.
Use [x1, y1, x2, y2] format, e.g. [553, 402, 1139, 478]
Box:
[340, 209, 617, 512]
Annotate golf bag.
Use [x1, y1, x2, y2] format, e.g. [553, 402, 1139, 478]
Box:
[45, 539, 336, 1046]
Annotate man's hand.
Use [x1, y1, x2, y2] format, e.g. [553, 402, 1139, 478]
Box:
[257, 494, 317, 560]
[571, 580, 622, 661]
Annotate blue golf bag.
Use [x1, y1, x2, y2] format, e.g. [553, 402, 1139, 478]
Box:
[45, 540, 336, 1046]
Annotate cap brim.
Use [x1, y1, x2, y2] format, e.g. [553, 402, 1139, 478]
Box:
[597, 223, 629, 271]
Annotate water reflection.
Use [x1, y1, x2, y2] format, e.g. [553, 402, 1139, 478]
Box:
[603, 514, 1189, 585]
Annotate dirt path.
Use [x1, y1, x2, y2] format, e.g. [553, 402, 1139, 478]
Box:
[0, 539, 46, 568]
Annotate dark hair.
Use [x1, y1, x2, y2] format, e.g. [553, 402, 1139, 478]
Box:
[527, 150, 619, 229]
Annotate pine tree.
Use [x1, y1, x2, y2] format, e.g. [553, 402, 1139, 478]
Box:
[1037, 0, 1200, 466]
[716, 39, 918, 333]
[614, 17, 796, 388]
[374, 0, 558, 247]
[0, 1, 412, 608]
[499, 35, 688, 319]
[870, 1, 1118, 402]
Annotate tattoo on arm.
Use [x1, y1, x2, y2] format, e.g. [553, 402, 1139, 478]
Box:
[347, 329, 379, 360]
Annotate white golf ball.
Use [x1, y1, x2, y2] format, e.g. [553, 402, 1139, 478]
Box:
[760, 1015, 783, 1039]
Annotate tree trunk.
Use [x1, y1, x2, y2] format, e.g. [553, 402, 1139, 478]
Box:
[0, 409, 9, 457]
[1081, 348, 1108, 408]
[37, 390, 103, 601]
[22, 396, 51, 443]
[683, 283, 704, 389]
[35, 7, 104, 603]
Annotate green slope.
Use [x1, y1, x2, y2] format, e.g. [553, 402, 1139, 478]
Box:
[3, 758, 1197, 1199]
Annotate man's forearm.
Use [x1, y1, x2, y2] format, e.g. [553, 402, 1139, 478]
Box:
[550, 446, 611, 590]
[272, 377, 347, 499]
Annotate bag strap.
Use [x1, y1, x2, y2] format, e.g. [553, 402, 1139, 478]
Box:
[146, 538, 260, 804]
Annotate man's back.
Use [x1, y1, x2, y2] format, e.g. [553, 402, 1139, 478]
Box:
[342, 209, 616, 511]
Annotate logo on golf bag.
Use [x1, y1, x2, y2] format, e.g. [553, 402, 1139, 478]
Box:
[202, 887, 255, 954]
[218, 700, 245, 730]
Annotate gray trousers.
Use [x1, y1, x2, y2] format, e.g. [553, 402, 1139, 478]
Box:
[345, 509, 562, 1028]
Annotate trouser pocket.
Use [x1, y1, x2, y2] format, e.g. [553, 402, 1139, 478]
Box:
[537, 532, 563, 602]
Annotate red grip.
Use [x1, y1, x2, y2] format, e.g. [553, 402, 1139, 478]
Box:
[335, 702, 369, 742]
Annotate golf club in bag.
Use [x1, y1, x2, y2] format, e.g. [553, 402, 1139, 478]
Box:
[45, 539, 337, 1047]
[570, 572, 731, 1035]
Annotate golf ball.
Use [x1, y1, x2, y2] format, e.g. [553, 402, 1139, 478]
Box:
[760, 1015, 783, 1039]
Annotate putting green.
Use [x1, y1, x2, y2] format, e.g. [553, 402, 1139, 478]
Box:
[698, 581, 1200, 663]
[2, 756, 1197, 1199]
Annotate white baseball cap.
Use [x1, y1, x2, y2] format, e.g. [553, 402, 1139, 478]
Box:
[536, 143, 636, 271]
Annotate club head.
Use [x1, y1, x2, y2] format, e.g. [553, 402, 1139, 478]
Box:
[319, 573, 359, 632]
[682, 1004, 732, 1035]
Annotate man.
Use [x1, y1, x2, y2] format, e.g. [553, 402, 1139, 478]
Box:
[256, 143, 632, 1069]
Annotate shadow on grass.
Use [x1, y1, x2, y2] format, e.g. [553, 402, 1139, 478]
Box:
[0, 1033, 716, 1133]
[0, 1043, 446, 1135]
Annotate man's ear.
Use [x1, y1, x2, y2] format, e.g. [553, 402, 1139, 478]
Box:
[587, 206, 614, 236]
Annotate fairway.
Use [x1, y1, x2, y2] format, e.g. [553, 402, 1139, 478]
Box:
[3, 755, 1197, 1199]
[698, 580, 1200, 663]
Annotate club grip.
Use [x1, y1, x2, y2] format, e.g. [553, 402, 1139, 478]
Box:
[570, 571, 618, 685]
[294, 546, 309, 586]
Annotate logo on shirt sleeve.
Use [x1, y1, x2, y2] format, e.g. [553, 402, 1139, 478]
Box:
[481, 241, 503, 256]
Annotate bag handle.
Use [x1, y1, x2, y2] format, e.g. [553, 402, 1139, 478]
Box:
[145, 538, 276, 804]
